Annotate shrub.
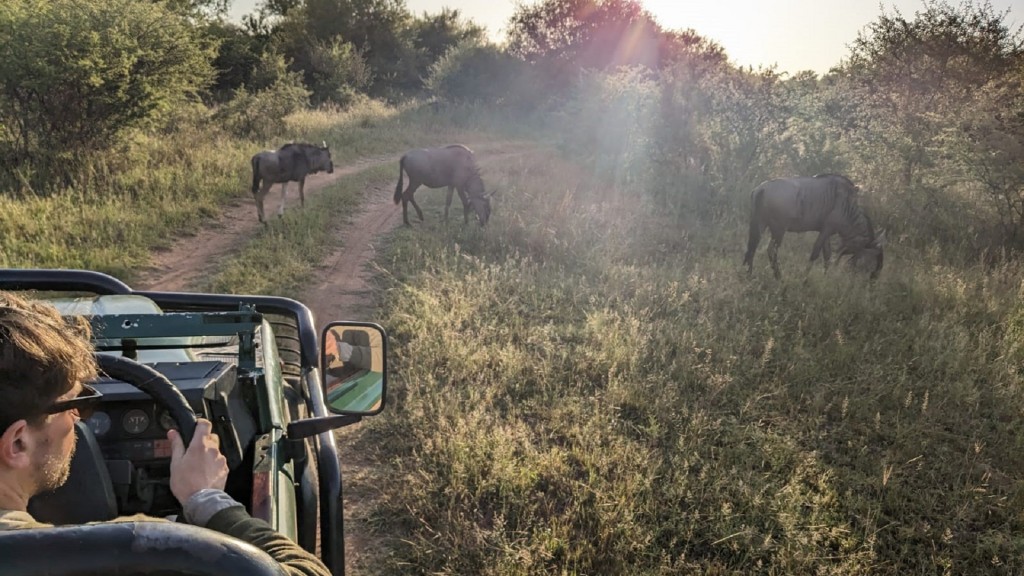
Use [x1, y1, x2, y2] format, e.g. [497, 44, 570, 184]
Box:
[426, 41, 538, 108]
[305, 37, 372, 107]
[214, 76, 311, 139]
[0, 0, 215, 189]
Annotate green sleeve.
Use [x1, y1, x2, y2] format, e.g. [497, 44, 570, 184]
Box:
[205, 506, 331, 576]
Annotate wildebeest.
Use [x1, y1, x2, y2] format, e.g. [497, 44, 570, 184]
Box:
[743, 174, 886, 279]
[393, 144, 493, 227]
[250, 142, 334, 223]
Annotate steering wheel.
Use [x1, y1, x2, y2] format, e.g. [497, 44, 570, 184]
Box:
[95, 353, 198, 446]
[27, 354, 200, 526]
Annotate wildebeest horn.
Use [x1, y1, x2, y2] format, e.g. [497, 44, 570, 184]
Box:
[487, 188, 499, 198]
[875, 229, 887, 248]
[322, 140, 327, 149]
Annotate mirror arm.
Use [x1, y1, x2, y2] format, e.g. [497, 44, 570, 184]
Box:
[286, 414, 363, 440]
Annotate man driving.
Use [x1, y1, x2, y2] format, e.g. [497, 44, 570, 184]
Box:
[0, 290, 330, 576]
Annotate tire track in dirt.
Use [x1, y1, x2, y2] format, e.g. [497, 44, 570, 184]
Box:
[300, 143, 536, 328]
[134, 154, 396, 292]
[136, 141, 533, 294]
[300, 183, 398, 330]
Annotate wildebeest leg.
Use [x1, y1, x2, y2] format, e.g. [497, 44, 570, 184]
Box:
[256, 181, 274, 224]
[457, 188, 470, 224]
[408, 195, 425, 222]
[402, 182, 423, 226]
[809, 229, 832, 271]
[298, 177, 306, 207]
[767, 229, 784, 280]
[744, 222, 766, 274]
[277, 182, 289, 217]
[444, 186, 454, 221]
[401, 193, 411, 226]
[440, 184, 452, 220]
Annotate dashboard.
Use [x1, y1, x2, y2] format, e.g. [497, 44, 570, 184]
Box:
[84, 359, 259, 515]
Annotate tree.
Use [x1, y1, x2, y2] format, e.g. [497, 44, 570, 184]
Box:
[302, 0, 416, 96]
[305, 36, 372, 106]
[161, 0, 231, 18]
[426, 40, 534, 107]
[507, 0, 666, 71]
[206, 20, 267, 102]
[658, 29, 727, 71]
[0, 0, 216, 187]
[411, 8, 485, 64]
[954, 63, 1024, 247]
[837, 0, 1022, 189]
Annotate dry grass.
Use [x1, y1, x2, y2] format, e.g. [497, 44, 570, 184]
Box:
[360, 149, 1024, 575]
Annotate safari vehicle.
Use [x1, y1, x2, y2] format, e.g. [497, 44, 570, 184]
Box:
[0, 268, 387, 576]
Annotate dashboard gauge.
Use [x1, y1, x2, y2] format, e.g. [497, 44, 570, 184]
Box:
[122, 409, 150, 435]
[86, 411, 112, 438]
[158, 410, 177, 432]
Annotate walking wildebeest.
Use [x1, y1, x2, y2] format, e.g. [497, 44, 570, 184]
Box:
[250, 142, 334, 223]
[743, 174, 886, 279]
[393, 144, 493, 227]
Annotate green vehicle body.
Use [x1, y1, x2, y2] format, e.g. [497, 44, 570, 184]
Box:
[0, 269, 387, 576]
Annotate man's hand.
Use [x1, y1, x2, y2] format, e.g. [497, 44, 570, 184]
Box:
[167, 418, 228, 505]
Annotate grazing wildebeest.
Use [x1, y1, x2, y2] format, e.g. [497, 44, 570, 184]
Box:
[250, 142, 334, 223]
[743, 174, 886, 279]
[393, 144, 493, 227]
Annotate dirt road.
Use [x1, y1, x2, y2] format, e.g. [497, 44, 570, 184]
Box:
[136, 141, 529, 321]
[135, 153, 397, 294]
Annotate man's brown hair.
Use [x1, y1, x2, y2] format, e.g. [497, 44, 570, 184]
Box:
[0, 291, 98, 431]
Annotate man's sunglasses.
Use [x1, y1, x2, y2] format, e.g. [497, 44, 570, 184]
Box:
[45, 383, 103, 420]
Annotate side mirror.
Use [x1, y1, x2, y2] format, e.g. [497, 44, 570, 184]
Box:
[320, 322, 386, 415]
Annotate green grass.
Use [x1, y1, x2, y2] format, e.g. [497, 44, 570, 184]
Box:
[355, 149, 1024, 575]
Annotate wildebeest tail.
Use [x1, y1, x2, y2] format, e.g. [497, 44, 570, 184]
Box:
[743, 186, 765, 267]
[394, 156, 405, 205]
[251, 155, 261, 195]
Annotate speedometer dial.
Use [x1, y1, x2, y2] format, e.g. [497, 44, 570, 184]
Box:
[122, 409, 150, 435]
[158, 409, 177, 432]
[86, 411, 111, 437]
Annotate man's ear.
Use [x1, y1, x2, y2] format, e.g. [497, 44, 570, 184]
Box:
[0, 420, 33, 469]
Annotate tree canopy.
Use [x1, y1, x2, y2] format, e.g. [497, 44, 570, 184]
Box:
[0, 0, 215, 184]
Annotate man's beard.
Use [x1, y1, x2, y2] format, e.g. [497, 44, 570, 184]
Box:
[34, 439, 75, 493]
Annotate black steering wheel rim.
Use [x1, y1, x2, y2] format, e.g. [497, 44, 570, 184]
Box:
[94, 353, 198, 446]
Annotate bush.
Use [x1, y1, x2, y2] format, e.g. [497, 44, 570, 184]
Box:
[305, 37, 372, 107]
[554, 67, 659, 190]
[206, 20, 266, 103]
[0, 0, 215, 190]
[214, 76, 311, 139]
[426, 41, 539, 108]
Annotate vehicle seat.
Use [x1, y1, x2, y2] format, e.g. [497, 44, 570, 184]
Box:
[28, 421, 117, 524]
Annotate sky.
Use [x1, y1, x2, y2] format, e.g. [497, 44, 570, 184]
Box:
[228, 0, 1024, 76]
